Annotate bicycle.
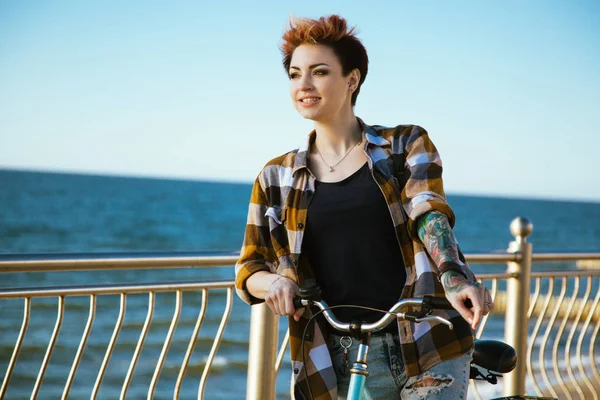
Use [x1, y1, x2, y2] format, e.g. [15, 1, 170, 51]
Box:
[292, 282, 557, 400]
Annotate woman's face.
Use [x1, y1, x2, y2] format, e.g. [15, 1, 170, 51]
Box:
[288, 44, 356, 122]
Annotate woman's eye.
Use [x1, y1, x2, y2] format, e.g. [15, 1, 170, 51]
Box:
[289, 72, 300, 79]
[313, 70, 328, 76]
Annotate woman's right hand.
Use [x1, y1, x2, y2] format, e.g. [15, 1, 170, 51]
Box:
[265, 276, 305, 321]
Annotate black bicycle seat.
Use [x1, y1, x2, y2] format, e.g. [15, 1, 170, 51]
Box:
[472, 340, 517, 373]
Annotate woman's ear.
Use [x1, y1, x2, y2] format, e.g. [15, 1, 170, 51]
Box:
[348, 69, 361, 92]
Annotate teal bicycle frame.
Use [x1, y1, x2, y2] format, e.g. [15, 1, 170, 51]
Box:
[346, 339, 369, 399]
[347, 373, 366, 399]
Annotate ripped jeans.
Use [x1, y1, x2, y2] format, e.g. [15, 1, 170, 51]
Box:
[328, 332, 472, 399]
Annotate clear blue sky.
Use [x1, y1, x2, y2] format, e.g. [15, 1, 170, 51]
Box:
[1, 1, 599, 201]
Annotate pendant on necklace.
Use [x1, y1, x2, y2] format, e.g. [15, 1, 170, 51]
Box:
[329, 166, 334, 172]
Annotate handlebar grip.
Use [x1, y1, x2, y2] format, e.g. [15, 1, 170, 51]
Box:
[428, 296, 455, 309]
[293, 296, 304, 309]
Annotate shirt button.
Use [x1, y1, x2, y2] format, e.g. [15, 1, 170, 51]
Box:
[293, 368, 299, 374]
[297, 223, 304, 229]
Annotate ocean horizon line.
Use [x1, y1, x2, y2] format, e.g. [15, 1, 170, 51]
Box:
[2, 166, 598, 205]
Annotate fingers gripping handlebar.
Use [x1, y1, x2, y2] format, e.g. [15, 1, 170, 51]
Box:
[292, 279, 322, 309]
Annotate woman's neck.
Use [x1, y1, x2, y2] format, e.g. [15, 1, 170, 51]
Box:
[313, 110, 362, 156]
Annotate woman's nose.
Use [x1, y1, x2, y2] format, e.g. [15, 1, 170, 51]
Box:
[299, 76, 313, 91]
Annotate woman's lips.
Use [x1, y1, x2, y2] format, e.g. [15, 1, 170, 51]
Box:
[298, 97, 320, 107]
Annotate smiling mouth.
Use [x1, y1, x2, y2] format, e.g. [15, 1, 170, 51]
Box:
[300, 97, 320, 103]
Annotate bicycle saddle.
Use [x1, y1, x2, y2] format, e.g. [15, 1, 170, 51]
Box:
[472, 340, 517, 373]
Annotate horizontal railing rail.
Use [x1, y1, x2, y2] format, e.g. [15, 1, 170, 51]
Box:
[3, 249, 599, 273]
[0, 251, 240, 273]
[0, 280, 234, 298]
[532, 253, 600, 262]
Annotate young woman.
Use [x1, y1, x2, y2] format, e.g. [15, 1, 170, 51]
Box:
[235, 15, 493, 400]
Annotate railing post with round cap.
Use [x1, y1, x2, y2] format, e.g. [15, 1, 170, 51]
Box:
[503, 217, 533, 397]
[246, 303, 278, 400]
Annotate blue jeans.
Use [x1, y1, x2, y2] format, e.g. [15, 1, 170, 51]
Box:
[328, 332, 472, 399]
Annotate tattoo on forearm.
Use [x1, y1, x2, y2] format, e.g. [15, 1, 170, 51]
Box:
[417, 211, 461, 267]
[441, 270, 473, 293]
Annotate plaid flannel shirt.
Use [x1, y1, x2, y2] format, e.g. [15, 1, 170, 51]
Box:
[235, 118, 475, 400]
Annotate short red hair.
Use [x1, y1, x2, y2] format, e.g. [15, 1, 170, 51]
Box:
[280, 15, 369, 106]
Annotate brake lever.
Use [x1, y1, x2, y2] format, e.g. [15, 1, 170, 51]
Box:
[413, 315, 454, 330]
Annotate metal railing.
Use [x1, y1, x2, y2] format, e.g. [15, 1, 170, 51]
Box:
[2, 218, 600, 399]
[247, 217, 600, 400]
[0, 253, 238, 400]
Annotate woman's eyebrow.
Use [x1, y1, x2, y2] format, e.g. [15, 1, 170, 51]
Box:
[289, 63, 330, 70]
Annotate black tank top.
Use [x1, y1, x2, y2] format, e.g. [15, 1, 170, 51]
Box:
[303, 162, 407, 323]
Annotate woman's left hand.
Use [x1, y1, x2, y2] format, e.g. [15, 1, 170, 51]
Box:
[441, 270, 493, 330]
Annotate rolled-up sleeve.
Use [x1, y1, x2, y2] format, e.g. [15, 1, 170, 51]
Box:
[234, 175, 276, 305]
[401, 125, 456, 242]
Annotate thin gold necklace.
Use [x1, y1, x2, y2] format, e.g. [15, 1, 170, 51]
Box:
[315, 138, 362, 172]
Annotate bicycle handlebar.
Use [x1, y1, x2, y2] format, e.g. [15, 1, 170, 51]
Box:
[293, 295, 454, 334]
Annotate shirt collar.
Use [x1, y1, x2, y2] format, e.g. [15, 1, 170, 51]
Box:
[292, 117, 390, 175]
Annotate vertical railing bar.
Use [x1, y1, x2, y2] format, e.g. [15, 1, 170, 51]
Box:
[92, 293, 127, 399]
[470, 360, 484, 400]
[470, 278, 497, 400]
[528, 277, 552, 396]
[148, 290, 182, 400]
[578, 278, 600, 399]
[503, 219, 532, 397]
[31, 296, 65, 399]
[475, 278, 497, 338]
[274, 329, 290, 372]
[539, 277, 564, 399]
[198, 287, 233, 399]
[174, 289, 208, 400]
[121, 292, 155, 400]
[490, 278, 498, 300]
[62, 295, 97, 400]
[528, 276, 541, 318]
[524, 274, 541, 400]
[552, 276, 579, 400]
[0, 297, 31, 398]
[589, 288, 600, 388]
[471, 382, 483, 400]
[564, 276, 590, 399]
